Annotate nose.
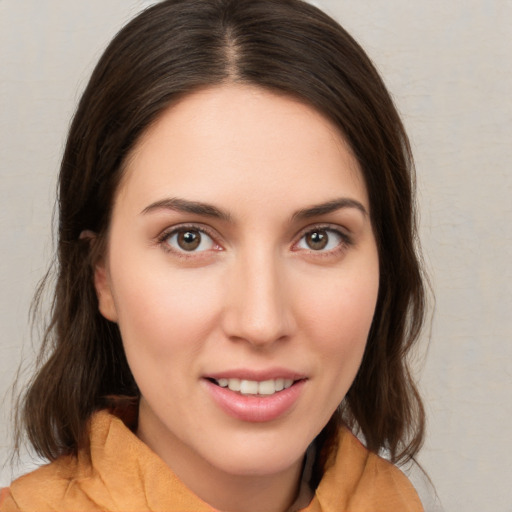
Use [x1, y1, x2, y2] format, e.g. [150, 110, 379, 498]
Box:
[221, 249, 295, 348]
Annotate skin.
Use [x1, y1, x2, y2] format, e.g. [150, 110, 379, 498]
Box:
[94, 84, 380, 512]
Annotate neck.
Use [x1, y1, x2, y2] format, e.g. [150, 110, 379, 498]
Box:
[136, 402, 304, 512]
[175, 464, 303, 512]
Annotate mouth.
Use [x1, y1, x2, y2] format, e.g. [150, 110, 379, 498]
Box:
[204, 375, 306, 422]
[207, 377, 298, 396]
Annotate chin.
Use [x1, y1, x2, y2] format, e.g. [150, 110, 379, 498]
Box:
[212, 447, 304, 478]
[199, 427, 312, 478]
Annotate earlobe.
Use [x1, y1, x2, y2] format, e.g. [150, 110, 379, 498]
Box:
[80, 230, 118, 322]
[94, 260, 118, 323]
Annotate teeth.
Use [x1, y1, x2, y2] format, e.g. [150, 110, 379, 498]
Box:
[227, 378, 241, 391]
[215, 378, 295, 395]
[258, 379, 276, 395]
[240, 380, 259, 394]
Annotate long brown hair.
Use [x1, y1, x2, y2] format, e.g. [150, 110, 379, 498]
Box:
[17, 0, 426, 469]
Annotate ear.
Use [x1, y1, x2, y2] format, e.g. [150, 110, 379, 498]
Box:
[93, 259, 118, 323]
[80, 230, 118, 322]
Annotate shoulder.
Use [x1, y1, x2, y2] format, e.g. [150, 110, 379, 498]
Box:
[0, 409, 153, 511]
[1, 455, 99, 511]
[0, 488, 13, 511]
[312, 427, 424, 512]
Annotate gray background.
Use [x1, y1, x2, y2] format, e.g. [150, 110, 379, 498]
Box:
[1, 1, 511, 511]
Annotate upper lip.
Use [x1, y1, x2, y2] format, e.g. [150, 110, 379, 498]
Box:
[204, 368, 307, 382]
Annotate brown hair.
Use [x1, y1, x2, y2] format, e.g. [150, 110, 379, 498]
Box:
[18, 0, 426, 471]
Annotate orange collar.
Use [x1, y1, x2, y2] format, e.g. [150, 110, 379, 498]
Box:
[4, 410, 422, 511]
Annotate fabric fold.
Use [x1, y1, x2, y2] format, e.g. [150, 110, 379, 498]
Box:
[1, 409, 423, 512]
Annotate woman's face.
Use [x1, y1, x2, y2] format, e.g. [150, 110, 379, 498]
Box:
[95, 84, 379, 483]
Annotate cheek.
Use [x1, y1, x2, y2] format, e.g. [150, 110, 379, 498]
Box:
[299, 267, 379, 365]
[110, 263, 224, 359]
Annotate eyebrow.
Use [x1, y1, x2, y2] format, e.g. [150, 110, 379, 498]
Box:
[141, 197, 232, 221]
[291, 198, 368, 221]
[141, 196, 367, 222]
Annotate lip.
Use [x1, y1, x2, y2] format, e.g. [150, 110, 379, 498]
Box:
[205, 368, 305, 381]
[203, 373, 306, 423]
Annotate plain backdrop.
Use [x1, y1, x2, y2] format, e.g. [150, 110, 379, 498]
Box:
[1, 1, 511, 511]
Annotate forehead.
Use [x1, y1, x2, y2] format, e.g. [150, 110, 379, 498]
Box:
[116, 84, 368, 216]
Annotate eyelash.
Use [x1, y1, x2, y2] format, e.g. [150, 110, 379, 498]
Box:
[157, 224, 221, 259]
[293, 224, 353, 257]
[156, 223, 353, 259]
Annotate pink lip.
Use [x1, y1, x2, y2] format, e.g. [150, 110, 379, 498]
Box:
[203, 377, 306, 423]
[205, 368, 305, 381]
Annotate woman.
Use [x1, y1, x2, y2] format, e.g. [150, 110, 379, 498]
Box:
[1, 0, 427, 510]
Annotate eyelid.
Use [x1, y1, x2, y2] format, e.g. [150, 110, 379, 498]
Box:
[155, 222, 353, 258]
[156, 223, 223, 256]
[292, 223, 353, 253]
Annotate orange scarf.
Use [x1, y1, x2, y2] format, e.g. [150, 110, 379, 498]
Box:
[1, 410, 422, 511]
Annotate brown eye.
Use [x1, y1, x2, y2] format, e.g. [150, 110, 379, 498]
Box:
[164, 228, 216, 253]
[296, 228, 346, 253]
[177, 230, 201, 251]
[305, 230, 329, 250]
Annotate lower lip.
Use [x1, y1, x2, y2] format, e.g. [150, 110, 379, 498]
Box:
[204, 379, 306, 423]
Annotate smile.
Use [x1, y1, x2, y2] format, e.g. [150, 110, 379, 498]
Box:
[212, 378, 295, 396]
[205, 376, 306, 422]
